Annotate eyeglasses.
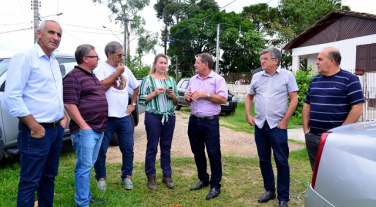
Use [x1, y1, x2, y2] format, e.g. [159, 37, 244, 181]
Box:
[259, 57, 276, 61]
[194, 62, 204, 65]
[85, 56, 99, 59]
[114, 53, 125, 58]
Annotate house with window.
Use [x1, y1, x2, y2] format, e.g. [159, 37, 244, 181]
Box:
[283, 9, 376, 121]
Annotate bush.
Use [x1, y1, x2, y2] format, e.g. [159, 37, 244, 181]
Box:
[293, 67, 316, 119]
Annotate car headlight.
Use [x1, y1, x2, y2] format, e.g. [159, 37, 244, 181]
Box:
[232, 96, 237, 102]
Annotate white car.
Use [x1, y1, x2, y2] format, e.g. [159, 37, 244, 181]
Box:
[0, 53, 143, 160]
[0, 53, 76, 160]
[304, 121, 376, 207]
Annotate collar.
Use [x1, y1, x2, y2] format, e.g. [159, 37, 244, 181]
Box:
[261, 66, 281, 76]
[196, 70, 214, 80]
[34, 43, 56, 60]
[74, 65, 94, 75]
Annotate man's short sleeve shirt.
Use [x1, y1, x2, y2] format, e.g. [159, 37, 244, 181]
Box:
[304, 69, 364, 134]
[248, 67, 298, 129]
[93, 62, 140, 118]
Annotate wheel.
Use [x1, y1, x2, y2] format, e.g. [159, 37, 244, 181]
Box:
[175, 105, 181, 111]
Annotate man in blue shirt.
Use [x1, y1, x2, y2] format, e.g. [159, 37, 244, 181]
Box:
[303, 47, 364, 170]
[4, 20, 67, 207]
[245, 48, 298, 207]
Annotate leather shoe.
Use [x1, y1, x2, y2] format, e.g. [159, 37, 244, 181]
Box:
[257, 191, 276, 203]
[190, 181, 209, 191]
[279, 201, 288, 207]
[89, 198, 106, 204]
[205, 188, 220, 200]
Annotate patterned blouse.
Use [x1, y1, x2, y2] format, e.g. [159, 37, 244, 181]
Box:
[138, 75, 178, 123]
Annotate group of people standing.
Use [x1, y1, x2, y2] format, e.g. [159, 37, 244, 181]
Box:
[4, 19, 364, 207]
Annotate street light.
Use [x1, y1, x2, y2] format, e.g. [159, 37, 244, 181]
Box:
[103, 26, 123, 43]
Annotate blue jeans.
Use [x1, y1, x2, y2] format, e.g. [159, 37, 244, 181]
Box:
[188, 116, 222, 189]
[71, 129, 104, 207]
[255, 123, 290, 202]
[17, 121, 64, 207]
[144, 112, 175, 178]
[94, 116, 134, 180]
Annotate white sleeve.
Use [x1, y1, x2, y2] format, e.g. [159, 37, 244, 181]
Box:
[93, 63, 105, 81]
[126, 68, 139, 89]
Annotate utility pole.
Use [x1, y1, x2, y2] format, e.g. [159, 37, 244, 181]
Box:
[116, 15, 133, 66]
[216, 24, 220, 73]
[32, 0, 40, 43]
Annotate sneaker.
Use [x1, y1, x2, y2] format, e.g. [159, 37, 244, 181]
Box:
[162, 177, 175, 189]
[122, 176, 134, 190]
[147, 174, 157, 191]
[97, 180, 107, 191]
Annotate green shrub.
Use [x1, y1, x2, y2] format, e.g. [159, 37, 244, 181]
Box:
[293, 67, 316, 119]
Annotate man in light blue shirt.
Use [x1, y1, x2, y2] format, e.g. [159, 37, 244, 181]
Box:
[4, 20, 67, 207]
[245, 48, 298, 207]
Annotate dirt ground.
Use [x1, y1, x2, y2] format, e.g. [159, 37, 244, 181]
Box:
[105, 111, 305, 163]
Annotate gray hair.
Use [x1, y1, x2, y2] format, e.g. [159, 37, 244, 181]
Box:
[197, 53, 214, 69]
[149, 53, 169, 77]
[38, 20, 59, 32]
[260, 47, 282, 66]
[326, 47, 341, 66]
[104, 41, 123, 57]
[75, 44, 95, 64]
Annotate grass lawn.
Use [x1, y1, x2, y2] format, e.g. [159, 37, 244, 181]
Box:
[0, 147, 311, 206]
[0, 103, 310, 206]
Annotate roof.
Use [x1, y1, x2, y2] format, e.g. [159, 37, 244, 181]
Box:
[283, 10, 376, 50]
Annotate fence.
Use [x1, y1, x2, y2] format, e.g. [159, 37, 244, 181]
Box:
[226, 69, 376, 122]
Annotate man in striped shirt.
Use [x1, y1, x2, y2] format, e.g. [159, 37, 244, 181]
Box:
[303, 47, 364, 170]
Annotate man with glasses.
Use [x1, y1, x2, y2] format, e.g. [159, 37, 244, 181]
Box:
[93, 41, 140, 191]
[63, 44, 108, 206]
[185, 53, 228, 200]
[245, 48, 298, 207]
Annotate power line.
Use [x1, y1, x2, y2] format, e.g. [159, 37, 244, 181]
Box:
[64, 29, 122, 35]
[0, 27, 32, 34]
[169, 0, 238, 38]
[61, 23, 121, 33]
[0, 22, 32, 26]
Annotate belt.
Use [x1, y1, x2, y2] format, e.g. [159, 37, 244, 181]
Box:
[191, 115, 219, 121]
[39, 120, 61, 128]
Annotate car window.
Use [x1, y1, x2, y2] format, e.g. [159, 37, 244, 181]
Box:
[0, 58, 10, 77]
[181, 80, 189, 89]
[56, 57, 77, 77]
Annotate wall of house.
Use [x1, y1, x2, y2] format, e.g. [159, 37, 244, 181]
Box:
[290, 34, 376, 72]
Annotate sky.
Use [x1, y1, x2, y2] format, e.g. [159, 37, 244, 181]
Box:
[0, 0, 375, 64]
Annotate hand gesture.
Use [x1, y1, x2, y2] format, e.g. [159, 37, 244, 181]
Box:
[166, 88, 176, 99]
[116, 62, 125, 75]
[154, 87, 166, 96]
[246, 115, 255, 126]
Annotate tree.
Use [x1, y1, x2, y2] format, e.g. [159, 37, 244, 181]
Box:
[167, 9, 265, 76]
[154, 0, 219, 54]
[92, 0, 158, 66]
[242, 0, 350, 70]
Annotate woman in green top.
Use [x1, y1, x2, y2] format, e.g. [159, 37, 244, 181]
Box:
[138, 54, 178, 191]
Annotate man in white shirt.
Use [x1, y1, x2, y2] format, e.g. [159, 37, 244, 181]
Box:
[93, 41, 139, 190]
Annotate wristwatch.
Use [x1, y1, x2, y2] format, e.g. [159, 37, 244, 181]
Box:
[206, 93, 211, 99]
[132, 102, 137, 107]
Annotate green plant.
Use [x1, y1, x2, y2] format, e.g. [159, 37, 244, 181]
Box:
[293, 67, 316, 120]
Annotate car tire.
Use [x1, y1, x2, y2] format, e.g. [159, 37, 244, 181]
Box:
[110, 114, 136, 146]
[175, 105, 181, 111]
